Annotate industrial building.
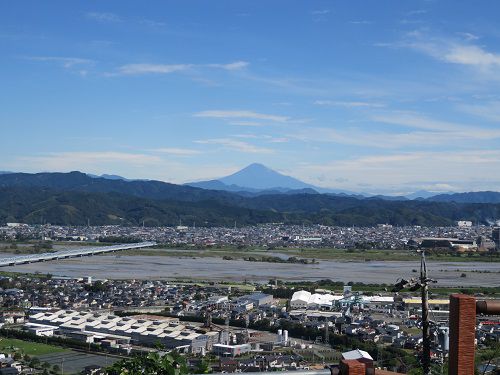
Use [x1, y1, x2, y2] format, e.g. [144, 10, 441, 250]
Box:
[236, 293, 273, 307]
[414, 237, 478, 252]
[290, 291, 343, 310]
[28, 309, 220, 354]
[212, 343, 252, 357]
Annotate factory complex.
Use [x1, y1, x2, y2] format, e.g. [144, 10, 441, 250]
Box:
[28, 309, 220, 354]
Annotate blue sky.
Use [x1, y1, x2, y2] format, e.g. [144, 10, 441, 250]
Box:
[1, 1, 500, 194]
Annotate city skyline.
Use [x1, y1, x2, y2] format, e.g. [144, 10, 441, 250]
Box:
[2, 1, 500, 194]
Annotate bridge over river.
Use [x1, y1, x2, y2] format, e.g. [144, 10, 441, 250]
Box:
[0, 242, 156, 267]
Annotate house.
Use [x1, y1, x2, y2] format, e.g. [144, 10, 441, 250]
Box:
[82, 365, 104, 375]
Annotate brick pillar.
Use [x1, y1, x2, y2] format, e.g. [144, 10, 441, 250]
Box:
[340, 359, 365, 375]
[449, 294, 476, 375]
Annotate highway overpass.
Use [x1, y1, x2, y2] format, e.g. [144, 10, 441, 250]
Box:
[0, 242, 156, 267]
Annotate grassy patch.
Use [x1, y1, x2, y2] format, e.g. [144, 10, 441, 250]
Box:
[0, 337, 68, 356]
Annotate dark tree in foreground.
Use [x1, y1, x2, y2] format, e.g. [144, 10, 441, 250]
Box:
[106, 352, 187, 375]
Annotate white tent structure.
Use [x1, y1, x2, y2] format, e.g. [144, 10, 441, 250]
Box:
[290, 290, 343, 310]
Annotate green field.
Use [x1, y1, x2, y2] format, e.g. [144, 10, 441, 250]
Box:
[0, 337, 68, 356]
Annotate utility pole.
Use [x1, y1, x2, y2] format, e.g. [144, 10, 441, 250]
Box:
[420, 250, 431, 375]
[392, 250, 435, 375]
[324, 321, 329, 344]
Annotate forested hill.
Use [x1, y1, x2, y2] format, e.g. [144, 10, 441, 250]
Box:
[427, 191, 500, 204]
[0, 171, 238, 202]
[0, 182, 500, 226]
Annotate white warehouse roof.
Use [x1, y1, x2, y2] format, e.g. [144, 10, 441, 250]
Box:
[342, 349, 373, 361]
[291, 290, 343, 308]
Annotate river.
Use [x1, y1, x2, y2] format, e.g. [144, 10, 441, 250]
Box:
[0, 252, 498, 286]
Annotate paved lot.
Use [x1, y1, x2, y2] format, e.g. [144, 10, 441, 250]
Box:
[37, 351, 120, 374]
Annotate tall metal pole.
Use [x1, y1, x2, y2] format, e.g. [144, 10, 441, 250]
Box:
[421, 250, 431, 375]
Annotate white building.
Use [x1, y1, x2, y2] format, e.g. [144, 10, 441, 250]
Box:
[457, 221, 473, 228]
[342, 349, 373, 361]
[212, 343, 251, 357]
[290, 290, 343, 310]
[24, 323, 56, 337]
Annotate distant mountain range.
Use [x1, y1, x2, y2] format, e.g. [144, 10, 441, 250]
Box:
[427, 191, 500, 204]
[187, 163, 357, 196]
[0, 171, 233, 202]
[186, 163, 498, 202]
[2, 165, 499, 203]
[87, 173, 132, 181]
[0, 170, 499, 226]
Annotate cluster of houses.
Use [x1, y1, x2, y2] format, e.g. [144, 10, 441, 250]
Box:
[0, 275, 247, 312]
[0, 271, 497, 373]
[215, 354, 306, 372]
[2, 223, 496, 251]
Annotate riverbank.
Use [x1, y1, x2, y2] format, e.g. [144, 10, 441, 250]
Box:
[1, 253, 499, 287]
[113, 245, 500, 263]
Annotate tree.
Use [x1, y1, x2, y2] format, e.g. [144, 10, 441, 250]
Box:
[106, 352, 188, 375]
[13, 352, 22, 361]
[194, 359, 211, 374]
[30, 357, 41, 368]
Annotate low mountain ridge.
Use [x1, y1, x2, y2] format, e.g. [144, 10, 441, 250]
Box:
[0, 171, 237, 203]
[427, 191, 500, 204]
[1, 185, 499, 227]
[0, 171, 500, 227]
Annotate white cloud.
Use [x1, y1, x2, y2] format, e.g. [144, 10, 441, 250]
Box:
[151, 148, 201, 156]
[228, 121, 264, 127]
[458, 101, 500, 122]
[288, 109, 500, 150]
[372, 111, 500, 139]
[27, 56, 94, 68]
[311, 10, 330, 15]
[86, 12, 122, 23]
[194, 110, 289, 123]
[372, 112, 459, 132]
[233, 134, 290, 144]
[443, 44, 500, 67]
[6, 151, 243, 185]
[17, 151, 162, 171]
[294, 150, 500, 192]
[398, 32, 500, 70]
[406, 9, 427, 16]
[113, 61, 249, 76]
[457, 32, 480, 42]
[195, 138, 274, 154]
[207, 61, 249, 70]
[116, 63, 192, 75]
[314, 100, 384, 108]
[267, 137, 289, 143]
[139, 19, 166, 28]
